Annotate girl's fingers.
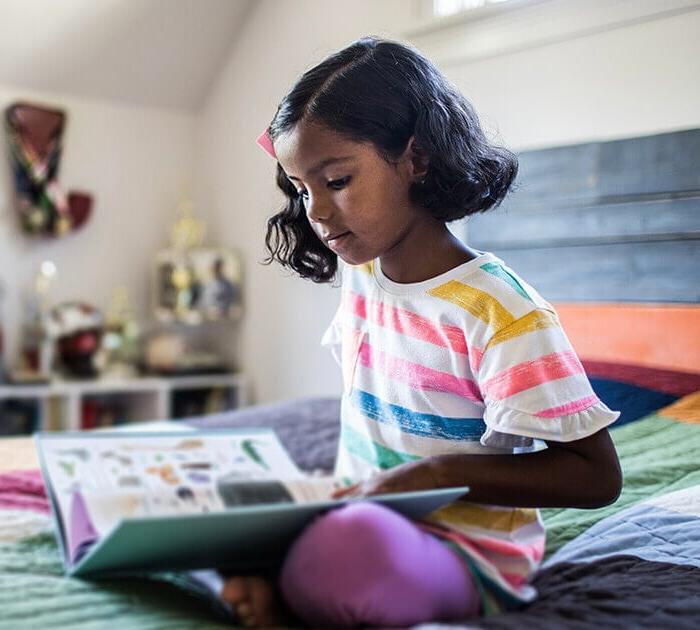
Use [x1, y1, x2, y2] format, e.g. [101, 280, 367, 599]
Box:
[331, 483, 360, 499]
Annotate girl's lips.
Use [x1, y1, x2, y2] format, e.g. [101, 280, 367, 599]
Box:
[326, 231, 351, 248]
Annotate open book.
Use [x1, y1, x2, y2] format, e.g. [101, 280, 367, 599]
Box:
[36, 428, 469, 578]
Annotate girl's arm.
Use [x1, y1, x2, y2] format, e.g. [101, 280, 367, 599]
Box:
[333, 428, 622, 509]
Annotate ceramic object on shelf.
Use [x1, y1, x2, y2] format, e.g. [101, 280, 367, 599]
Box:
[47, 302, 103, 378]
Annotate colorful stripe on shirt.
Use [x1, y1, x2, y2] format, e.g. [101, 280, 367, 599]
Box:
[480, 350, 586, 401]
[345, 289, 477, 361]
[341, 423, 420, 470]
[357, 342, 482, 403]
[350, 390, 487, 441]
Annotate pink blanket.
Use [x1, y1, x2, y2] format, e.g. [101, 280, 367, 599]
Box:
[0, 469, 50, 513]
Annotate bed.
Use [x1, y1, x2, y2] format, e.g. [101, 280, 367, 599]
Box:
[1, 128, 699, 628]
[1, 385, 699, 628]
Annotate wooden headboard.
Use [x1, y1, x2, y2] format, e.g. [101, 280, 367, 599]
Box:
[464, 128, 700, 373]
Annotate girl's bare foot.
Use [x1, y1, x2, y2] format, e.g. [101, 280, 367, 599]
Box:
[221, 575, 296, 628]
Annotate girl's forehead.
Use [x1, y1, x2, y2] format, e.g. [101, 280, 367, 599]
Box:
[274, 123, 370, 176]
[277, 121, 351, 150]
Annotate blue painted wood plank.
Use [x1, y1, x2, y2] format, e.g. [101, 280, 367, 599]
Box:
[466, 197, 700, 248]
[491, 241, 699, 303]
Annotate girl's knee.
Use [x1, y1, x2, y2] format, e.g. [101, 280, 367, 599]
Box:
[288, 501, 410, 565]
[278, 501, 459, 627]
[311, 500, 399, 534]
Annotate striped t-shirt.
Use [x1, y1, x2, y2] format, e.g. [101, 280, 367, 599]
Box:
[322, 250, 620, 614]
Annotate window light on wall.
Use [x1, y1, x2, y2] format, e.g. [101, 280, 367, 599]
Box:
[433, 0, 514, 18]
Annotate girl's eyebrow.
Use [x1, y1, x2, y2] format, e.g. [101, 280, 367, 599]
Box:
[287, 156, 355, 180]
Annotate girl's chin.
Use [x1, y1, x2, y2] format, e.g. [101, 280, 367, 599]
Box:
[336, 251, 372, 266]
[326, 235, 376, 266]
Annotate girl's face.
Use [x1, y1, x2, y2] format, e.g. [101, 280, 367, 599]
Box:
[273, 121, 431, 267]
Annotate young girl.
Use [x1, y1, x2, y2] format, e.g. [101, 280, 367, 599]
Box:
[221, 36, 622, 628]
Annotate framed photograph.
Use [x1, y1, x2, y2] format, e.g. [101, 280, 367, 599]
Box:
[153, 247, 243, 324]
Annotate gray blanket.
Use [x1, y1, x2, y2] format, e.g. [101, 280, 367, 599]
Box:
[186, 396, 341, 473]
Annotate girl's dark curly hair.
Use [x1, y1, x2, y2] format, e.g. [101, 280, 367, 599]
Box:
[264, 36, 518, 283]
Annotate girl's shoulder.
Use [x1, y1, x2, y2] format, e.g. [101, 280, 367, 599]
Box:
[459, 255, 554, 312]
[426, 254, 559, 343]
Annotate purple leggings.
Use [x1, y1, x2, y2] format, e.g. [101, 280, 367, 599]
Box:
[278, 501, 480, 628]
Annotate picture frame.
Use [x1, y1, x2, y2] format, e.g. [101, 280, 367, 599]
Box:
[153, 247, 243, 324]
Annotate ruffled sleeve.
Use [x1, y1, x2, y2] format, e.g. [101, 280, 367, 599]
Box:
[321, 304, 343, 367]
[476, 308, 620, 449]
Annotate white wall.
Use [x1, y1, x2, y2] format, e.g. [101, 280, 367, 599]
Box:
[440, 6, 700, 151]
[0, 85, 196, 363]
[194, 0, 418, 404]
[196, 0, 700, 405]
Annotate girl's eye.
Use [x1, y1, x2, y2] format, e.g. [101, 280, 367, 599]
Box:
[297, 177, 350, 198]
[328, 176, 351, 190]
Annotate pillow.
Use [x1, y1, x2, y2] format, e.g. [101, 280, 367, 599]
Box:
[582, 360, 700, 427]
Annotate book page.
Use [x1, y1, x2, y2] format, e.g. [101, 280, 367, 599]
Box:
[38, 430, 304, 546]
[214, 476, 350, 507]
[282, 477, 349, 503]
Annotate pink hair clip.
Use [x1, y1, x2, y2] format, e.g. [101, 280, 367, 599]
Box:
[256, 127, 276, 159]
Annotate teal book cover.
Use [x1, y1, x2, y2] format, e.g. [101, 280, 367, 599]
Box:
[35, 428, 469, 578]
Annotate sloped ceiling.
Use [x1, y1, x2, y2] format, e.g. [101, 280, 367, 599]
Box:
[0, 0, 253, 112]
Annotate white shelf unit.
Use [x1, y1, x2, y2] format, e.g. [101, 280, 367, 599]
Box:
[0, 373, 248, 432]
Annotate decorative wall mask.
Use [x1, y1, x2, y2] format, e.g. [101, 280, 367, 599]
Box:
[4, 102, 93, 237]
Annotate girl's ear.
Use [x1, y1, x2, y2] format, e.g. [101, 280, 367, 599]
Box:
[403, 135, 430, 182]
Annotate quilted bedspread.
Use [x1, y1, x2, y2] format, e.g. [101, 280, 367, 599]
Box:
[541, 392, 700, 556]
[478, 483, 700, 629]
[0, 393, 698, 628]
[477, 392, 700, 628]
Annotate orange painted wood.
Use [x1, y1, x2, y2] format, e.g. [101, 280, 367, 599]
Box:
[553, 303, 700, 374]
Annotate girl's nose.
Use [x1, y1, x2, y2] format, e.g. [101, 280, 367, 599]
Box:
[304, 194, 332, 223]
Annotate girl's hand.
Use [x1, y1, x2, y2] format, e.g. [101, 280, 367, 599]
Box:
[330, 460, 438, 500]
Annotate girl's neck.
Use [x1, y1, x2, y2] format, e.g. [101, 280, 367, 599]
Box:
[378, 219, 480, 284]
